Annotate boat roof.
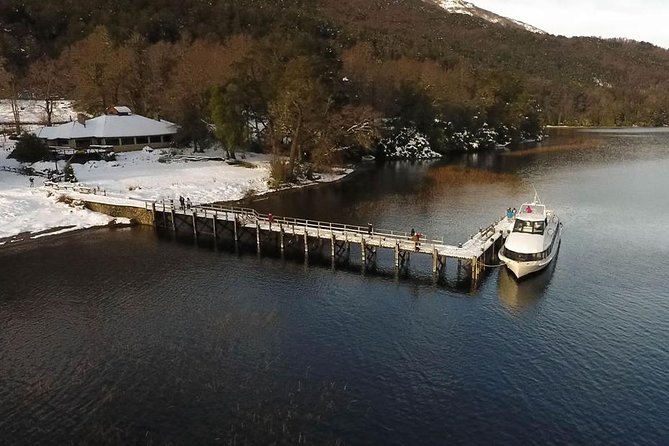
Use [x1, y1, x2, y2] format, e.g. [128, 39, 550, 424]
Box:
[516, 203, 546, 221]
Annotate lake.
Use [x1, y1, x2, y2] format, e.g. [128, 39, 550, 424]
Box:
[1, 128, 668, 445]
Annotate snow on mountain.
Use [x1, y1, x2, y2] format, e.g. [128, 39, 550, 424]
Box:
[427, 0, 545, 34]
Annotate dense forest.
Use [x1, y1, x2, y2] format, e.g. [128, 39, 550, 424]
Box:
[2, 0, 669, 170]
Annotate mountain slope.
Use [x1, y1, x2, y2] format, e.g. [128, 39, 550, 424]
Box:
[426, 0, 545, 34]
[2, 0, 669, 128]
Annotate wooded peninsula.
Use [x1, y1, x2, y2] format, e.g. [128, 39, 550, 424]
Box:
[2, 0, 669, 176]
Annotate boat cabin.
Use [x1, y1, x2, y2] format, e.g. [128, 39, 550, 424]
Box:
[513, 203, 547, 235]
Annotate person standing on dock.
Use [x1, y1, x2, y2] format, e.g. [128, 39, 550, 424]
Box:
[506, 207, 513, 220]
[414, 232, 421, 251]
[29, 177, 34, 188]
[179, 196, 185, 210]
[367, 222, 373, 235]
[268, 213, 274, 229]
[186, 197, 192, 210]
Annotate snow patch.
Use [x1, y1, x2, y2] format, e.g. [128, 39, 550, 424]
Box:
[0, 99, 77, 128]
[428, 0, 545, 34]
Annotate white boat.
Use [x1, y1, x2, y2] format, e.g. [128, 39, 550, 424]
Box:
[498, 194, 562, 279]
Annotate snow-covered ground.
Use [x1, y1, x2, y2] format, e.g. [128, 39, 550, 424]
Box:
[0, 99, 76, 127]
[67, 149, 273, 204]
[0, 140, 116, 244]
[1, 142, 352, 245]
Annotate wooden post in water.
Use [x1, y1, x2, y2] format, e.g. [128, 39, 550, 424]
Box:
[432, 248, 439, 274]
[151, 202, 156, 228]
[331, 235, 336, 268]
[212, 214, 217, 243]
[280, 227, 285, 258]
[361, 237, 366, 266]
[171, 209, 176, 234]
[256, 221, 261, 254]
[490, 231, 502, 264]
[394, 243, 400, 270]
[232, 216, 239, 254]
[192, 211, 198, 240]
[303, 229, 309, 258]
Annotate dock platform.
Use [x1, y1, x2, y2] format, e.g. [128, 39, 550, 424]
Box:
[153, 202, 511, 290]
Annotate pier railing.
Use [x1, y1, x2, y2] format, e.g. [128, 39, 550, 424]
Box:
[193, 203, 445, 245]
[45, 181, 109, 196]
[42, 189, 508, 289]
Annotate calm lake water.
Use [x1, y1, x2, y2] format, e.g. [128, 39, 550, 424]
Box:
[1, 129, 668, 445]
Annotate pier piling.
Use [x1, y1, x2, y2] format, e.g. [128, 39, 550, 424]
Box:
[151, 203, 509, 290]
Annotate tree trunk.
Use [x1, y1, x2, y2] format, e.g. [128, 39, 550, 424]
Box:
[288, 112, 302, 179]
[10, 94, 20, 134]
[11, 101, 20, 134]
[45, 98, 53, 126]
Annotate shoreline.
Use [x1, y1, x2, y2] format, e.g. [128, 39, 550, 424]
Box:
[0, 163, 360, 250]
[0, 222, 137, 253]
[223, 164, 363, 207]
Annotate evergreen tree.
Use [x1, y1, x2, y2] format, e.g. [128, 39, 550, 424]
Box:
[9, 133, 50, 163]
[209, 84, 248, 159]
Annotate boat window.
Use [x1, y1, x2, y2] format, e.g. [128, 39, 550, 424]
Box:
[503, 246, 550, 262]
[513, 219, 544, 234]
[534, 221, 545, 233]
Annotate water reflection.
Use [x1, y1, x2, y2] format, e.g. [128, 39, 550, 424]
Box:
[423, 164, 520, 188]
[4, 129, 669, 445]
[497, 252, 558, 314]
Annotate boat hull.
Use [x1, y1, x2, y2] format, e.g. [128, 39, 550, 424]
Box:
[499, 224, 561, 279]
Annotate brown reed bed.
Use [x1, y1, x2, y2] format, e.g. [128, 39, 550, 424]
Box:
[425, 165, 521, 187]
[504, 137, 606, 157]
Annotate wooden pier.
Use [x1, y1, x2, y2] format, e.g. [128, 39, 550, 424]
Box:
[152, 202, 510, 290]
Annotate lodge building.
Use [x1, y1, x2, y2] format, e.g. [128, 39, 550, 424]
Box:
[37, 106, 178, 152]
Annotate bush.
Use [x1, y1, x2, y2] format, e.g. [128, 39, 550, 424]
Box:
[63, 162, 77, 182]
[9, 133, 51, 163]
[268, 157, 293, 188]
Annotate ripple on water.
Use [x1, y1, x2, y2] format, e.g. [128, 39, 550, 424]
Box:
[2, 130, 669, 444]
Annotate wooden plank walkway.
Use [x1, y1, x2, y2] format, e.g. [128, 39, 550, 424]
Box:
[153, 202, 511, 289]
[44, 182, 510, 289]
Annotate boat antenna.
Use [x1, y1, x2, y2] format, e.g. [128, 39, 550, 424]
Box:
[531, 184, 541, 204]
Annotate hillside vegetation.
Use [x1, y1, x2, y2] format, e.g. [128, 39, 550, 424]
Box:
[2, 0, 668, 168]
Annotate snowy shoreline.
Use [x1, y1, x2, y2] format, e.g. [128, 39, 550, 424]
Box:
[0, 143, 354, 247]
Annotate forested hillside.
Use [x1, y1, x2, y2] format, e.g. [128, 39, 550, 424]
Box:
[2, 0, 668, 162]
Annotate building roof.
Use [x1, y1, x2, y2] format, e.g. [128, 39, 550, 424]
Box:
[108, 105, 132, 115]
[37, 113, 178, 140]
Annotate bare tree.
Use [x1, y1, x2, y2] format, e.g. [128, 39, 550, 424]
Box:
[63, 26, 120, 112]
[0, 59, 21, 133]
[269, 56, 329, 177]
[26, 57, 68, 126]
